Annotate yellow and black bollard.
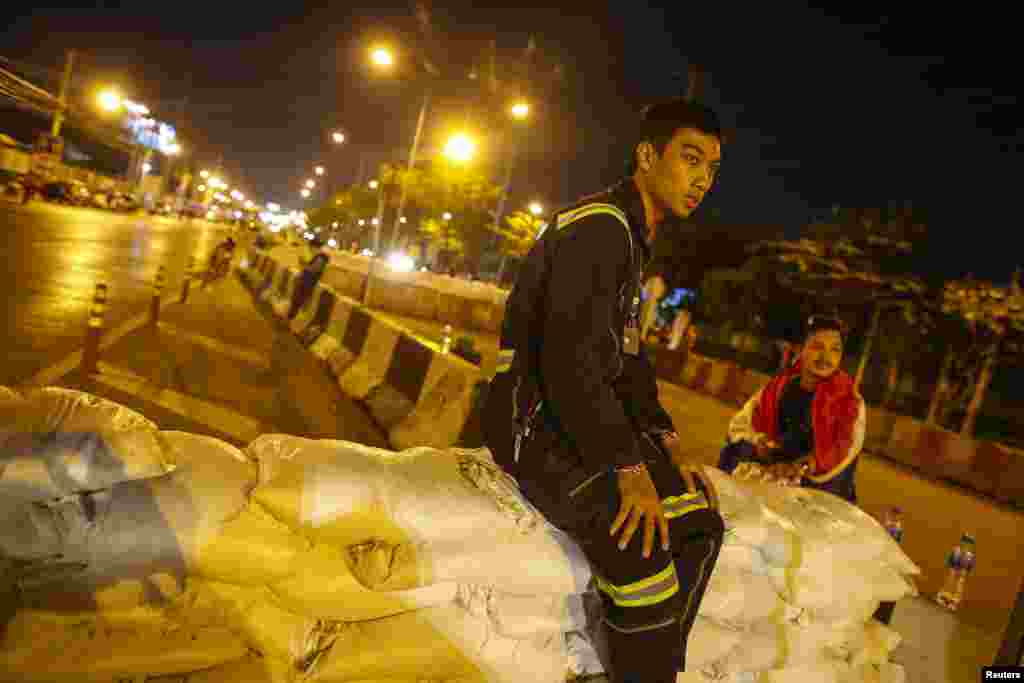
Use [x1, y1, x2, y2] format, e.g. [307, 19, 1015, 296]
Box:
[81, 283, 107, 376]
[180, 257, 196, 304]
[150, 265, 166, 326]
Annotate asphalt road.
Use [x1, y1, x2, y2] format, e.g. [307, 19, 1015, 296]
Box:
[0, 198, 236, 386]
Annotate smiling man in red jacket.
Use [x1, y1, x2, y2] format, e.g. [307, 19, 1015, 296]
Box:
[718, 314, 866, 502]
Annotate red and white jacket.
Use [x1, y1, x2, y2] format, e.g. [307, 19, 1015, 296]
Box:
[726, 359, 867, 483]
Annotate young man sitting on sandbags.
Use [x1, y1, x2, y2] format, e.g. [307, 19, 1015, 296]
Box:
[717, 314, 866, 504]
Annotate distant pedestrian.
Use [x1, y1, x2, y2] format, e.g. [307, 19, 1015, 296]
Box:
[288, 250, 329, 319]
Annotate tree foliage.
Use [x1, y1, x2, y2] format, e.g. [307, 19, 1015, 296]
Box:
[491, 210, 545, 260]
[419, 216, 465, 260]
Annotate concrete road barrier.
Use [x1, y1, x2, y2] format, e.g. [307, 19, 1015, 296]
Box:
[258, 262, 284, 303]
[309, 299, 354, 370]
[337, 316, 404, 401]
[270, 269, 297, 319]
[289, 284, 326, 337]
[254, 261, 277, 298]
[389, 351, 482, 450]
[297, 286, 337, 347]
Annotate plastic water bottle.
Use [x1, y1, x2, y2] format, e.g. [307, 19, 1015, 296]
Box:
[441, 324, 453, 355]
[883, 507, 904, 544]
[936, 534, 976, 611]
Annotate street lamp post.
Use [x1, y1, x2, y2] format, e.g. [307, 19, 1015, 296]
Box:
[362, 169, 388, 306]
[493, 102, 531, 284]
[388, 90, 431, 252]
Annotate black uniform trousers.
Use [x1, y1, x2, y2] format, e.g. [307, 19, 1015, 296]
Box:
[516, 435, 724, 683]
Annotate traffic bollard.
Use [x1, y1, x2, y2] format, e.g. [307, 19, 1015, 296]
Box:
[180, 257, 196, 303]
[81, 283, 107, 376]
[150, 265, 166, 326]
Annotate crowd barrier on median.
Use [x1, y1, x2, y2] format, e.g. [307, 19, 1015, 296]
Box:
[241, 257, 485, 452]
[271, 247, 508, 335]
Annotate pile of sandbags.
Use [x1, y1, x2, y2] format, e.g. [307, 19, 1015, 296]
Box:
[669, 467, 916, 683]
[1, 387, 918, 683]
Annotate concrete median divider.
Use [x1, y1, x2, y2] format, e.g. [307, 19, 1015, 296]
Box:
[270, 269, 297, 318]
[865, 406, 900, 452]
[915, 426, 976, 482]
[254, 259, 277, 298]
[242, 267, 485, 449]
[366, 278, 440, 320]
[388, 350, 483, 450]
[289, 283, 330, 338]
[298, 285, 338, 347]
[257, 262, 283, 302]
[309, 299, 354, 370]
[336, 314, 404, 401]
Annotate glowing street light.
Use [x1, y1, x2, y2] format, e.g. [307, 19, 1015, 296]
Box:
[399, 216, 407, 224]
[141, 162, 152, 174]
[371, 217, 380, 226]
[358, 219, 366, 226]
[200, 170, 210, 179]
[301, 189, 311, 198]
[442, 212, 453, 221]
[368, 179, 379, 190]
[197, 184, 207, 192]
[332, 131, 346, 144]
[315, 166, 325, 176]
[443, 133, 476, 163]
[511, 101, 530, 120]
[529, 202, 544, 216]
[305, 179, 316, 189]
[370, 47, 394, 68]
[97, 90, 121, 112]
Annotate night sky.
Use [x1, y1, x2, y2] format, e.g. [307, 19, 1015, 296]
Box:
[3, 3, 1020, 280]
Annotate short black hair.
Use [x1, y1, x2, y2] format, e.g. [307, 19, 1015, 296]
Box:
[804, 314, 847, 344]
[628, 98, 726, 174]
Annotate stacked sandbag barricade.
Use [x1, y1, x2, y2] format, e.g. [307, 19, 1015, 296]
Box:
[240, 256, 484, 451]
[2, 386, 917, 682]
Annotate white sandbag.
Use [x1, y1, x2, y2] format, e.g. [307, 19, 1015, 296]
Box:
[0, 607, 247, 681]
[751, 659, 853, 683]
[267, 543, 458, 621]
[716, 542, 772, 576]
[308, 605, 566, 683]
[703, 468, 791, 556]
[456, 584, 571, 640]
[198, 581, 338, 674]
[698, 568, 802, 628]
[248, 437, 591, 595]
[768, 560, 914, 622]
[157, 430, 258, 492]
[193, 502, 311, 586]
[709, 618, 868, 676]
[686, 617, 745, 672]
[15, 462, 250, 611]
[751, 483, 919, 577]
[185, 654, 292, 683]
[0, 387, 169, 503]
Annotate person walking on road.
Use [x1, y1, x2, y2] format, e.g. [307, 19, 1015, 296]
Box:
[202, 237, 236, 288]
[288, 250, 329, 320]
[482, 98, 726, 683]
